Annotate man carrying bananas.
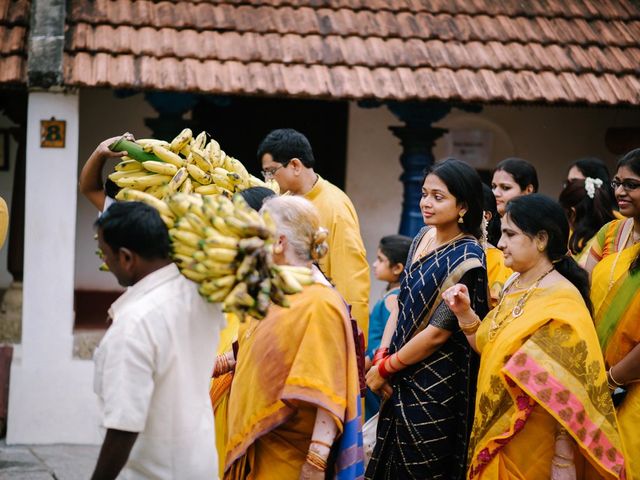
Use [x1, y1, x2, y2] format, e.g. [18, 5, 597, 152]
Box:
[257, 128, 371, 337]
[91, 201, 224, 480]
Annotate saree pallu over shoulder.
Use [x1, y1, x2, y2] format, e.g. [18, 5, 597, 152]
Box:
[225, 284, 364, 480]
[587, 218, 634, 266]
[366, 235, 488, 480]
[470, 287, 626, 479]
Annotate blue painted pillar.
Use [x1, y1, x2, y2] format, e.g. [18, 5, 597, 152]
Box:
[387, 102, 451, 237]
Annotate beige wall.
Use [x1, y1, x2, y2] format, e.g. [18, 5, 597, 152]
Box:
[344, 102, 640, 303]
[75, 89, 155, 290]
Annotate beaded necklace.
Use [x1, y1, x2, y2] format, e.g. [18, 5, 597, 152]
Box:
[488, 266, 554, 342]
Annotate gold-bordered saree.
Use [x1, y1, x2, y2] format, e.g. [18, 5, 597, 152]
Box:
[593, 242, 640, 479]
[469, 284, 626, 479]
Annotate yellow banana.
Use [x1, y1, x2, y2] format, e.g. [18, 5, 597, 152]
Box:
[115, 159, 143, 172]
[203, 247, 238, 263]
[114, 188, 174, 218]
[197, 259, 235, 277]
[180, 268, 207, 282]
[160, 214, 175, 228]
[167, 167, 189, 194]
[142, 160, 178, 176]
[205, 286, 233, 303]
[238, 237, 265, 253]
[261, 209, 277, 232]
[136, 138, 170, 149]
[172, 242, 198, 257]
[108, 170, 148, 182]
[248, 175, 268, 188]
[180, 177, 193, 194]
[213, 216, 240, 238]
[152, 145, 186, 167]
[225, 216, 269, 238]
[144, 184, 168, 199]
[207, 139, 222, 167]
[224, 156, 249, 181]
[195, 184, 223, 195]
[223, 282, 255, 311]
[116, 174, 172, 189]
[193, 131, 208, 151]
[167, 197, 192, 217]
[169, 229, 201, 249]
[184, 212, 209, 236]
[191, 148, 212, 172]
[99, 262, 110, 272]
[202, 235, 239, 250]
[170, 128, 193, 154]
[236, 251, 258, 280]
[187, 164, 213, 185]
[180, 143, 191, 158]
[274, 267, 303, 294]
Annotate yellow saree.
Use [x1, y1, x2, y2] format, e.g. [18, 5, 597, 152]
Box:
[470, 284, 626, 479]
[486, 247, 512, 308]
[593, 242, 640, 479]
[224, 283, 364, 479]
[209, 313, 241, 478]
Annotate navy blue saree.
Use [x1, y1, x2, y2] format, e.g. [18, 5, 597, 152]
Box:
[366, 229, 489, 480]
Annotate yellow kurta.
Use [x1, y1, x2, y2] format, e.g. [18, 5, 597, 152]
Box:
[224, 283, 362, 479]
[470, 284, 626, 479]
[486, 247, 512, 308]
[304, 176, 370, 336]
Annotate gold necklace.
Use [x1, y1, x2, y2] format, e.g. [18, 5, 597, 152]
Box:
[417, 232, 465, 261]
[488, 266, 554, 342]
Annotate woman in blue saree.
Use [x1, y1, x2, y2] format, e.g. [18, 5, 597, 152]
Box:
[366, 159, 489, 480]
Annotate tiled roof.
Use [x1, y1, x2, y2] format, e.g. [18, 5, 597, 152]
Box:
[0, 0, 29, 85]
[7, 0, 640, 105]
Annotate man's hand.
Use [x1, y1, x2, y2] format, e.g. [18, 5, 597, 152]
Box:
[90, 428, 138, 480]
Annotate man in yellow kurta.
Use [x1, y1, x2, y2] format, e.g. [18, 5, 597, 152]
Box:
[258, 129, 370, 335]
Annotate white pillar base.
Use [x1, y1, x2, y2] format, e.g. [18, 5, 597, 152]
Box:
[7, 91, 101, 444]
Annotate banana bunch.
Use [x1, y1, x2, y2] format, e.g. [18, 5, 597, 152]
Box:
[108, 129, 279, 201]
[160, 191, 312, 320]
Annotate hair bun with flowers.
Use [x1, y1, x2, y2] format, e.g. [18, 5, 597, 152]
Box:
[585, 177, 603, 199]
[310, 227, 329, 261]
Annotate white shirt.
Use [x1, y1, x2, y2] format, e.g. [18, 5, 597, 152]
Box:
[93, 263, 224, 479]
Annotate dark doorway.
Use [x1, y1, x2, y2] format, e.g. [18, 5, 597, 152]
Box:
[192, 96, 349, 189]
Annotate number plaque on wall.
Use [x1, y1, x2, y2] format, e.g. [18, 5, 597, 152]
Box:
[40, 118, 66, 148]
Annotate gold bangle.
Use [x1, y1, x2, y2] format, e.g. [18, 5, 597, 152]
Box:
[310, 439, 333, 450]
[306, 450, 327, 471]
[609, 367, 625, 387]
[460, 319, 480, 335]
[552, 459, 573, 469]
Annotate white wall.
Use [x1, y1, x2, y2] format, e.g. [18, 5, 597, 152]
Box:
[344, 102, 640, 303]
[75, 89, 155, 291]
[0, 113, 19, 288]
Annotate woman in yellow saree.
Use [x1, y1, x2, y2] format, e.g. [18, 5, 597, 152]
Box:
[591, 149, 640, 479]
[444, 194, 626, 479]
[224, 196, 364, 479]
[208, 187, 276, 477]
[483, 184, 512, 307]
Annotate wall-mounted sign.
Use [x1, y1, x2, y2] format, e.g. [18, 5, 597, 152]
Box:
[445, 129, 493, 169]
[40, 118, 66, 148]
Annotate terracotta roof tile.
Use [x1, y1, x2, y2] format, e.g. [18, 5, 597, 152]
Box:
[0, 0, 29, 85]
[62, 0, 640, 105]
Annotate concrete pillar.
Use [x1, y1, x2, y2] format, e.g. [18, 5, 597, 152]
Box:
[7, 91, 100, 444]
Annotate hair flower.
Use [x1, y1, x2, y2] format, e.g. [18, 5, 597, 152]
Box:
[585, 177, 603, 199]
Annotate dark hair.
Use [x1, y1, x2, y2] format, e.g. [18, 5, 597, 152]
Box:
[495, 157, 539, 192]
[617, 148, 640, 176]
[566, 157, 615, 204]
[239, 186, 276, 211]
[379, 234, 412, 267]
[426, 158, 484, 239]
[559, 179, 615, 255]
[257, 128, 315, 168]
[505, 194, 592, 312]
[482, 183, 501, 246]
[95, 201, 170, 260]
[104, 178, 121, 199]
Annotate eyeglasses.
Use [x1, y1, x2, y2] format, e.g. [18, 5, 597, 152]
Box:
[261, 164, 286, 179]
[611, 179, 640, 192]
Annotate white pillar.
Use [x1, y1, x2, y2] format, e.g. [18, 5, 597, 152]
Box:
[7, 91, 101, 444]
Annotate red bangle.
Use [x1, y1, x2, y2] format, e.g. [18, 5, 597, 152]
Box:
[392, 352, 409, 369]
[373, 347, 389, 366]
[378, 357, 393, 379]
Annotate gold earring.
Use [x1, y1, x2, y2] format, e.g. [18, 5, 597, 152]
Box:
[537, 243, 545, 252]
[273, 244, 283, 254]
[458, 211, 465, 224]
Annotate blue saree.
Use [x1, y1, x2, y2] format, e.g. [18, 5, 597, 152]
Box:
[365, 229, 489, 480]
